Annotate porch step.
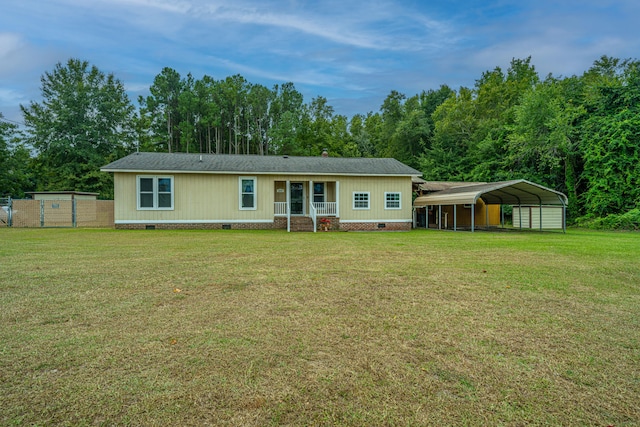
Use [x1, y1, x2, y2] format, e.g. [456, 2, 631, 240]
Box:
[290, 216, 315, 232]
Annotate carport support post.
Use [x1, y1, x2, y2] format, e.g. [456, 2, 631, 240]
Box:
[539, 203, 543, 231]
[471, 203, 475, 233]
[501, 205, 504, 228]
[485, 203, 489, 229]
[453, 204, 457, 231]
[438, 205, 442, 230]
[519, 204, 522, 230]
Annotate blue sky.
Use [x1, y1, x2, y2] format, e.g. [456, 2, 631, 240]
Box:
[1, 0, 639, 124]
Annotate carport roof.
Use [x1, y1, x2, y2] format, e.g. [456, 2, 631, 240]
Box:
[414, 179, 568, 207]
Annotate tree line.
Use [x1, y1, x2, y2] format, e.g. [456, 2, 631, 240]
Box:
[1, 56, 639, 226]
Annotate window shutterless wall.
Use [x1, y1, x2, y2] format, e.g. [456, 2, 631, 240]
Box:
[112, 172, 414, 223]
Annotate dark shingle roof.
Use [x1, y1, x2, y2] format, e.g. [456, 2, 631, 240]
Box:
[101, 152, 421, 176]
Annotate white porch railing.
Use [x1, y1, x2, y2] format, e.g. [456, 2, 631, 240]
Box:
[274, 202, 288, 216]
[309, 202, 317, 233]
[313, 202, 337, 216]
[275, 202, 337, 216]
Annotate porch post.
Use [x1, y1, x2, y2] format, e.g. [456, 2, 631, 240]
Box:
[438, 205, 442, 230]
[286, 180, 291, 232]
[310, 180, 316, 233]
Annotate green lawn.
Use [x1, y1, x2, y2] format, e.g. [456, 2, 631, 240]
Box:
[1, 228, 638, 426]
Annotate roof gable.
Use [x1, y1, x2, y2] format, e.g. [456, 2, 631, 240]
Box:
[101, 152, 421, 176]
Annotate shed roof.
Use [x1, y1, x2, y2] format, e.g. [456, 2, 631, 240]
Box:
[414, 180, 568, 207]
[101, 152, 421, 176]
[26, 191, 99, 196]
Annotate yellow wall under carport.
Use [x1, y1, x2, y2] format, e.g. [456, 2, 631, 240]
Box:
[427, 199, 501, 228]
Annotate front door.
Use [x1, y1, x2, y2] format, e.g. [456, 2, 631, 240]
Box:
[290, 182, 304, 215]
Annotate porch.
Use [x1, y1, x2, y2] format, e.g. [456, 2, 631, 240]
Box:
[273, 180, 339, 232]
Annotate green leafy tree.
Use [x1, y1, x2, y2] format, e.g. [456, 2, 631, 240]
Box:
[268, 82, 304, 155]
[508, 77, 585, 217]
[21, 59, 135, 198]
[580, 57, 640, 216]
[421, 87, 478, 180]
[468, 57, 539, 181]
[138, 67, 183, 152]
[0, 115, 34, 198]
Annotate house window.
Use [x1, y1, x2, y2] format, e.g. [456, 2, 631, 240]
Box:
[353, 192, 370, 210]
[385, 192, 401, 209]
[313, 182, 325, 203]
[240, 177, 257, 210]
[137, 176, 173, 210]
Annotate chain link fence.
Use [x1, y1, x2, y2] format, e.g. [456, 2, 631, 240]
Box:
[0, 197, 114, 228]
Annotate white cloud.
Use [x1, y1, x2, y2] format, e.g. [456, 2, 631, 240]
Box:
[0, 33, 61, 81]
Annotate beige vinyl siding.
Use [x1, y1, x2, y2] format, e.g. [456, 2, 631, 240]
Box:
[338, 176, 412, 222]
[113, 172, 414, 223]
[114, 173, 275, 222]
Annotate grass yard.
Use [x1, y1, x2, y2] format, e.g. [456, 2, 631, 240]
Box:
[0, 228, 639, 426]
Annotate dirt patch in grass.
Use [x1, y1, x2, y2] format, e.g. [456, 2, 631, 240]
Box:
[1, 228, 639, 426]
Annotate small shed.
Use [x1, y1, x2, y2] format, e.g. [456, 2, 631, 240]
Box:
[512, 205, 565, 230]
[413, 180, 568, 232]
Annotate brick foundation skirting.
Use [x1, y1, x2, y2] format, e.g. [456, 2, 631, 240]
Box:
[116, 221, 287, 230]
[115, 218, 410, 231]
[339, 221, 411, 231]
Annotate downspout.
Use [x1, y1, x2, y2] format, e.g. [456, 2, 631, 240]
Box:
[336, 181, 340, 219]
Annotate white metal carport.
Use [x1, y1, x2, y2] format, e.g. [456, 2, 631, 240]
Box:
[413, 179, 569, 232]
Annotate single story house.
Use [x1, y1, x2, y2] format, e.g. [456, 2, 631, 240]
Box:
[100, 152, 422, 231]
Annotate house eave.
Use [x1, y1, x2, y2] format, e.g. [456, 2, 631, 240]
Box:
[101, 168, 419, 178]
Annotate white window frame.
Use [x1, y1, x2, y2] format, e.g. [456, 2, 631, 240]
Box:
[353, 192, 370, 210]
[239, 176, 257, 210]
[385, 192, 401, 210]
[313, 182, 325, 203]
[137, 175, 174, 210]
